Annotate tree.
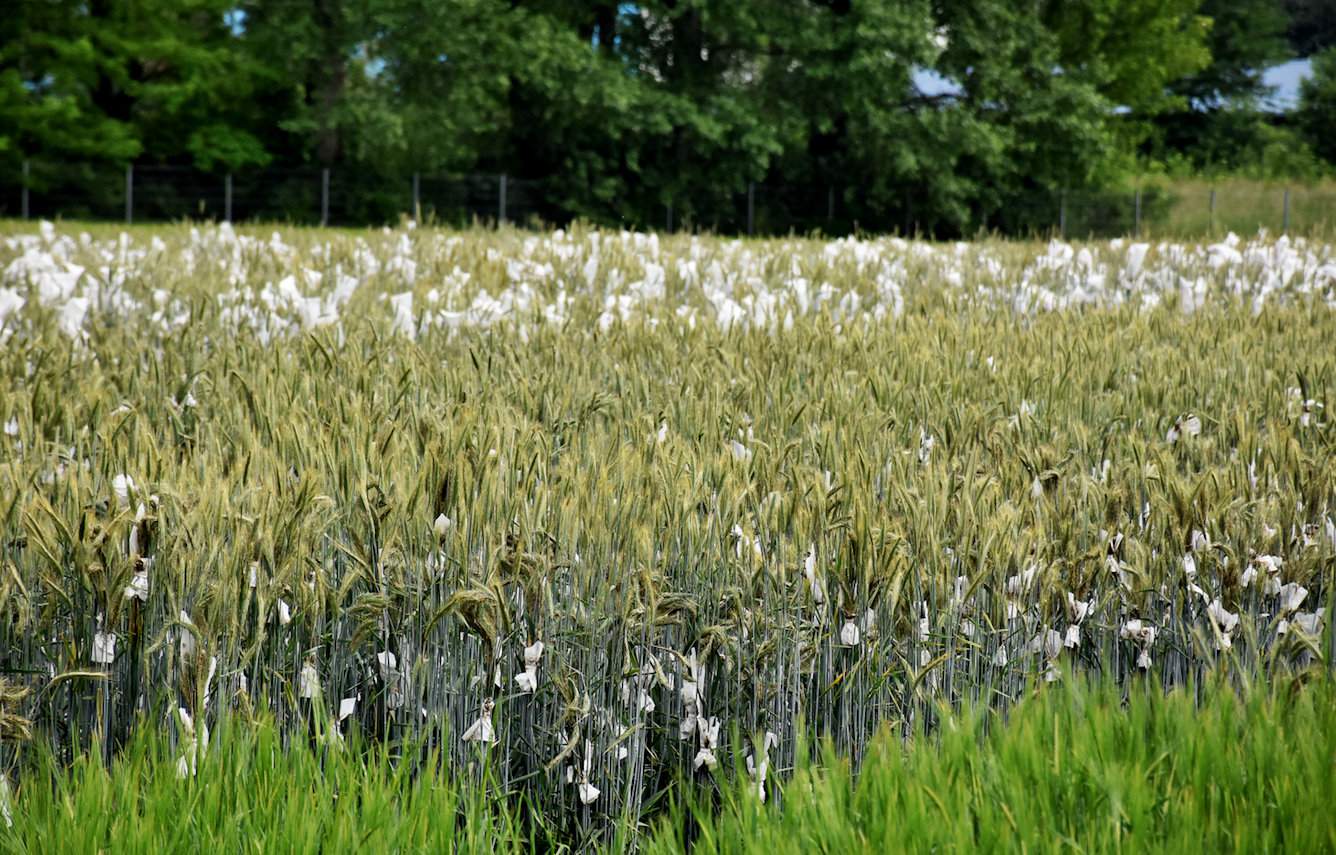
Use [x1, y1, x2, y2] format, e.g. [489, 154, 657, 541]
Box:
[0, 0, 140, 165]
[1042, 0, 1211, 114]
[2, 0, 1290, 230]
[0, 0, 268, 172]
[1143, 0, 1295, 175]
[756, 0, 1198, 234]
[1171, 0, 1289, 108]
[1298, 47, 1336, 163]
[1284, 0, 1336, 57]
[232, 0, 366, 168]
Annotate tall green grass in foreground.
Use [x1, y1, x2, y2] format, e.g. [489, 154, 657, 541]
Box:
[3, 676, 1331, 853]
[649, 674, 1336, 854]
[1, 719, 542, 854]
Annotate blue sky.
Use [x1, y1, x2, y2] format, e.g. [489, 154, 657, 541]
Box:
[1261, 58, 1314, 110]
[912, 58, 1315, 113]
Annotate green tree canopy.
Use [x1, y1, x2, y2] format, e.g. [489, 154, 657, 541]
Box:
[4, 0, 1333, 231]
[1298, 47, 1336, 163]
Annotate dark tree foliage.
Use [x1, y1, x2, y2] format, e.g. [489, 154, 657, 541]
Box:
[1285, 0, 1336, 56]
[1172, 0, 1289, 108]
[1299, 48, 1336, 163]
[0, 0, 1328, 233]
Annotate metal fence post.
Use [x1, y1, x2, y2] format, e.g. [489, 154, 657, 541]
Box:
[125, 164, 134, 224]
[1209, 187, 1216, 234]
[1059, 190, 1067, 238]
[21, 159, 29, 220]
[224, 173, 233, 223]
[827, 186, 835, 222]
[1133, 187, 1141, 237]
[1282, 188, 1290, 233]
[498, 173, 508, 224]
[746, 182, 755, 236]
[666, 201, 673, 232]
[412, 172, 420, 221]
[320, 168, 330, 226]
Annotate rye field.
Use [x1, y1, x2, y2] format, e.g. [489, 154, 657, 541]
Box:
[0, 220, 1333, 851]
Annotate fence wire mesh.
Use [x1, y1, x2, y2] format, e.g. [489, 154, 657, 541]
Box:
[2, 161, 1334, 238]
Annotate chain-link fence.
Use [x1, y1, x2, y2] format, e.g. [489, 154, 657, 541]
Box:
[2, 160, 1333, 238]
[0, 163, 531, 229]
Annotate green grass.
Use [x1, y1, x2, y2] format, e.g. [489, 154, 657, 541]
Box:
[1049, 178, 1336, 240]
[1, 718, 543, 853]
[1157, 178, 1336, 238]
[649, 674, 1336, 854]
[2, 675, 1331, 852]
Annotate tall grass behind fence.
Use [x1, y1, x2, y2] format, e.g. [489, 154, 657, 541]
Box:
[1156, 179, 1336, 238]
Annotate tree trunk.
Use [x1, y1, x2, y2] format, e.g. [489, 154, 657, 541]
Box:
[311, 0, 347, 166]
